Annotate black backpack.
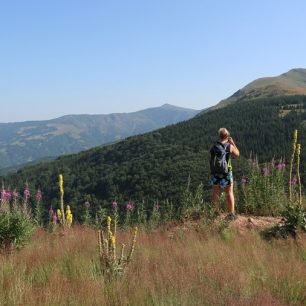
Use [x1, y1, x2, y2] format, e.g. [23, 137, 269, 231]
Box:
[210, 142, 231, 175]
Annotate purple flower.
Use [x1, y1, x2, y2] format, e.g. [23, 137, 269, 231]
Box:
[49, 207, 54, 217]
[126, 201, 135, 211]
[52, 214, 58, 225]
[36, 190, 42, 201]
[241, 176, 247, 184]
[24, 186, 30, 199]
[112, 201, 118, 209]
[12, 191, 19, 199]
[292, 176, 298, 186]
[84, 201, 90, 208]
[263, 167, 269, 177]
[1, 189, 12, 201]
[277, 158, 286, 171]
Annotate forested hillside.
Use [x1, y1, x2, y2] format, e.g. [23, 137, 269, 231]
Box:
[3, 95, 306, 219]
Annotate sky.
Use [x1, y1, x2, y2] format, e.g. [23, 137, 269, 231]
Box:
[1, 0, 306, 122]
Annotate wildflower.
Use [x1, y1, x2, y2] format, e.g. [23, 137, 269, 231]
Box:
[57, 209, 62, 219]
[85, 201, 90, 208]
[277, 158, 285, 171]
[12, 191, 19, 199]
[59, 174, 64, 196]
[241, 175, 247, 184]
[111, 235, 116, 248]
[293, 129, 298, 143]
[112, 201, 118, 209]
[66, 205, 73, 226]
[126, 201, 135, 211]
[263, 167, 269, 177]
[52, 214, 58, 225]
[1, 189, 12, 201]
[35, 189, 42, 201]
[49, 207, 54, 217]
[107, 216, 112, 225]
[271, 158, 275, 168]
[297, 144, 301, 156]
[24, 186, 30, 199]
[292, 176, 298, 186]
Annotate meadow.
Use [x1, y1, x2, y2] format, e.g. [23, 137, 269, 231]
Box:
[0, 223, 306, 306]
[1, 129, 306, 305]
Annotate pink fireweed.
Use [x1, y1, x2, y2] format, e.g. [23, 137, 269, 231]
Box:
[35, 189, 42, 201]
[1, 189, 12, 201]
[126, 201, 135, 211]
[24, 186, 30, 200]
[292, 175, 298, 186]
[263, 167, 269, 177]
[12, 191, 19, 199]
[49, 207, 54, 218]
[52, 214, 58, 225]
[112, 201, 118, 209]
[277, 158, 286, 171]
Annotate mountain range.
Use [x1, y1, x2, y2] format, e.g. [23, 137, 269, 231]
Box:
[2, 68, 306, 220]
[0, 104, 200, 171]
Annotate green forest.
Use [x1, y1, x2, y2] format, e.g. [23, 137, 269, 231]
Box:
[2, 95, 306, 220]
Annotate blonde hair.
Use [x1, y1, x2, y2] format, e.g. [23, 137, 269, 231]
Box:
[218, 128, 230, 140]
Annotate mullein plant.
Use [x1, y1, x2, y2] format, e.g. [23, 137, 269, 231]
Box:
[57, 174, 73, 228]
[276, 130, 306, 236]
[289, 129, 298, 201]
[97, 216, 138, 280]
[59, 174, 65, 225]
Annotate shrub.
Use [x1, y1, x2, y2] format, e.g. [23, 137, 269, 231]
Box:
[0, 211, 34, 251]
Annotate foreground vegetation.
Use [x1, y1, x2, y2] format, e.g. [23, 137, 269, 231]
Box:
[0, 225, 305, 306]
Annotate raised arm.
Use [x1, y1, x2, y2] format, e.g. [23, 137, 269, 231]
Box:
[228, 137, 240, 157]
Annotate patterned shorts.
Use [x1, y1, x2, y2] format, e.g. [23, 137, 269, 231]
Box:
[210, 172, 233, 188]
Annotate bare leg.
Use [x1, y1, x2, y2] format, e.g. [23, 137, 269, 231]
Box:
[212, 185, 221, 206]
[225, 184, 235, 213]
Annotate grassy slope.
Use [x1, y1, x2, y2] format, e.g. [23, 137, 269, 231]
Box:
[215, 68, 306, 109]
[1, 225, 305, 305]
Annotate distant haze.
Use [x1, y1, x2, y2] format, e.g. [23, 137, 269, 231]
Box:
[1, 1, 306, 122]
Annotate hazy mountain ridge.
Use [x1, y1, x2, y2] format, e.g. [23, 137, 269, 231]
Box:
[213, 68, 306, 109]
[0, 104, 200, 170]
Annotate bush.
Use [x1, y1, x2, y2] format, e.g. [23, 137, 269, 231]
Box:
[0, 211, 34, 251]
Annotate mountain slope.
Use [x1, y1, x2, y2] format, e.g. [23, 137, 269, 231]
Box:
[3, 95, 306, 220]
[0, 104, 200, 170]
[214, 68, 306, 109]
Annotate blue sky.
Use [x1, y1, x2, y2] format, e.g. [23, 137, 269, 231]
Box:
[1, 0, 306, 122]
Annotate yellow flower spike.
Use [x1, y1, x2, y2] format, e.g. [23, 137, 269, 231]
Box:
[107, 216, 112, 225]
[111, 235, 116, 246]
[57, 209, 62, 218]
[59, 174, 64, 196]
[297, 144, 301, 156]
[293, 129, 298, 143]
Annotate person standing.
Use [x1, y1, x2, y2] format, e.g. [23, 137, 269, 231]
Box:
[209, 128, 240, 219]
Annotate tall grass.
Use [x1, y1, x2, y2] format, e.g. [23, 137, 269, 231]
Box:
[0, 225, 305, 305]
